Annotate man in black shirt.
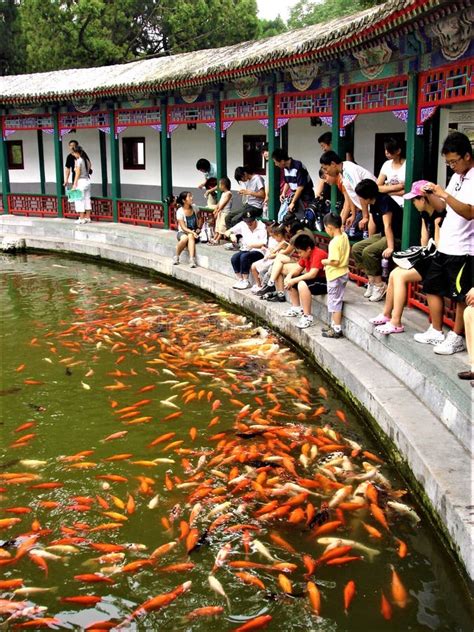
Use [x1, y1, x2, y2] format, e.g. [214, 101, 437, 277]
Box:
[352, 178, 402, 302]
[64, 140, 91, 187]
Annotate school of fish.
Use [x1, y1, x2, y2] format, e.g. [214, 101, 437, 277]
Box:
[1, 271, 423, 630]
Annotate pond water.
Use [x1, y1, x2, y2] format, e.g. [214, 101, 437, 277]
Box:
[0, 253, 472, 631]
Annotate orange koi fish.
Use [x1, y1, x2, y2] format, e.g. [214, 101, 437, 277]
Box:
[390, 565, 408, 608]
[234, 572, 266, 590]
[380, 590, 392, 620]
[61, 596, 102, 606]
[186, 606, 225, 619]
[307, 581, 321, 615]
[234, 614, 272, 631]
[344, 580, 356, 614]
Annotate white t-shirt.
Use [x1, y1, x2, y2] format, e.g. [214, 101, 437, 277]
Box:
[230, 220, 267, 251]
[245, 175, 265, 209]
[379, 159, 406, 207]
[437, 167, 474, 256]
[341, 161, 376, 210]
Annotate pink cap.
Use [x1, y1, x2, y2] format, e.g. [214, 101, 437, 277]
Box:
[403, 180, 431, 200]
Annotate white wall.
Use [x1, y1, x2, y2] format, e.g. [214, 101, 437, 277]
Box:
[288, 118, 331, 185]
[171, 124, 214, 193]
[353, 111, 405, 174]
[7, 132, 40, 184]
[63, 129, 106, 186]
[118, 127, 160, 186]
[437, 103, 474, 186]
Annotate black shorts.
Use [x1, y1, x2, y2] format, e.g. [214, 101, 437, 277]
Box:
[413, 257, 433, 280]
[421, 252, 471, 301]
[306, 279, 327, 296]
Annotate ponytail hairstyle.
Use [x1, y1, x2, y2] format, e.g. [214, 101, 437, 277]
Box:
[177, 191, 192, 207]
[74, 146, 91, 173]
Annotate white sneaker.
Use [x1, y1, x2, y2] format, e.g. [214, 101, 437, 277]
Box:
[434, 331, 466, 355]
[284, 306, 304, 317]
[364, 283, 374, 298]
[250, 284, 261, 294]
[172, 255, 180, 265]
[413, 325, 445, 345]
[369, 283, 387, 302]
[75, 218, 85, 225]
[233, 279, 250, 290]
[189, 258, 197, 268]
[84, 217, 91, 223]
[296, 315, 314, 329]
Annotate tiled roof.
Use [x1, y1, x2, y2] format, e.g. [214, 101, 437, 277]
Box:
[0, 0, 460, 104]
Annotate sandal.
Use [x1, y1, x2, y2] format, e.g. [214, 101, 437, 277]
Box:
[374, 322, 404, 335]
[369, 313, 390, 326]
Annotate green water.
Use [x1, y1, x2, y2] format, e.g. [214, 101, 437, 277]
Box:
[0, 253, 471, 631]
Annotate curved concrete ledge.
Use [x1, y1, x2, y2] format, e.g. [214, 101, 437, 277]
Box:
[1, 216, 472, 583]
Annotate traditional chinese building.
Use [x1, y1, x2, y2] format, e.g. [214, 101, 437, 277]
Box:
[0, 0, 472, 258]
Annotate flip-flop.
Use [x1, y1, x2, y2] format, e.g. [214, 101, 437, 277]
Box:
[369, 314, 390, 326]
[374, 322, 405, 335]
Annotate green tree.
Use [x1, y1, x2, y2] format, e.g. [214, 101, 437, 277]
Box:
[17, 0, 261, 73]
[257, 16, 287, 39]
[0, 0, 26, 75]
[288, 0, 383, 29]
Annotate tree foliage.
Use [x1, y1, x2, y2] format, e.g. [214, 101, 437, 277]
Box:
[0, 0, 26, 76]
[288, 0, 384, 29]
[257, 17, 287, 39]
[16, 0, 263, 73]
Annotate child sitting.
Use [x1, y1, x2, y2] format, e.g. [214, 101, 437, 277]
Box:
[321, 213, 350, 338]
[212, 177, 233, 244]
[352, 178, 403, 302]
[250, 224, 289, 293]
[283, 233, 327, 329]
[370, 180, 445, 334]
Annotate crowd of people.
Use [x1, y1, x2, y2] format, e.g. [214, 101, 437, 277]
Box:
[65, 131, 473, 380]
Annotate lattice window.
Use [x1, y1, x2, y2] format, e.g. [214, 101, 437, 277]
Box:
[168, 102, 215, 126]
[221, 97, 268, 124]
[115, 107, 161, 127]
[419, 62, 473, 107]
[341, 77, 408, 114]
[118, 200, 165, 228]
[276, 90, 332, 118]
[59, 110, 109, 130]
[63, 197, 113, 220]
[3, 114, 54, 131]
[8, 194, 58, 217]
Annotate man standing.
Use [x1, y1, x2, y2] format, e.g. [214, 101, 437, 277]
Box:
[413, 131, 473, 355]
[196, 158, 217, 207]
[64, 139, 91, 187]
[320, 151, 376, 230]
[225, 165, 265, 229]
[272, 148, 315, 219]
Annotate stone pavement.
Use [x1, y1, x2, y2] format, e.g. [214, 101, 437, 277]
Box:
[1, 215, 472, 582]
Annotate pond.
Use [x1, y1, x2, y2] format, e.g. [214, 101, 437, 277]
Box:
[0, 253, 472, 631]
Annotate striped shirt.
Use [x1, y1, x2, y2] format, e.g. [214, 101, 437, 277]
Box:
[283, 159, 314, 201]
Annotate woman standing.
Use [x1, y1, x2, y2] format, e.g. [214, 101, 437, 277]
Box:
[377, 137, 406, 208]
[71, 146, 92, 224]
[173, 191, 200, 268]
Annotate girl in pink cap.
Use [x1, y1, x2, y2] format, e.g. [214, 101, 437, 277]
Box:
[369, 181, 445, 334]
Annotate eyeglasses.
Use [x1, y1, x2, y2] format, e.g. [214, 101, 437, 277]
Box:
[445, 157, 462, 168]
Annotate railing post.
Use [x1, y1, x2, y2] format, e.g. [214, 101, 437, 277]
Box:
[214, 95, 227, 194]
[160, 97, 172, 229]
[0, 115, 10, 213]
[99, 130, 108, 198]
[108, 106, 121, 222]
[403, 72, 424, 249]
[52, 109, 64, 217]
[37, 130, 46, 195]
[331, 85, 343, 211]
[267, 90, 280, 222]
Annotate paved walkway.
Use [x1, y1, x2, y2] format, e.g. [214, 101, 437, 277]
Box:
[1, 216, 472, 582]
